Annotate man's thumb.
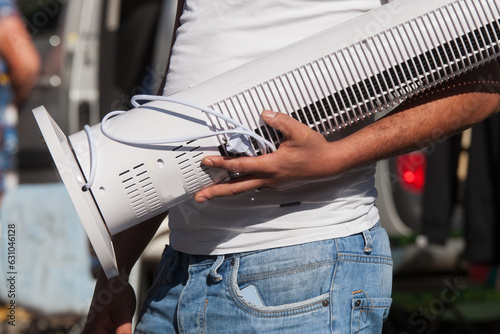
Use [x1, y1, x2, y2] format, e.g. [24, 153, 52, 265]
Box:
[261, 110, 310, 140]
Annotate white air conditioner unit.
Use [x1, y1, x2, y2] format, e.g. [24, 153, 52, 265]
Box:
[34, 0, 500, 277]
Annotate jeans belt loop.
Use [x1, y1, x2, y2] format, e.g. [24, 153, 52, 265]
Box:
[209, 255, 225, 282]
[362, 229, 373, 254]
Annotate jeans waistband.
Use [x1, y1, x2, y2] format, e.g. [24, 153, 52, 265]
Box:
[170, 252, 231, 282]
[174, 221, 382, 265]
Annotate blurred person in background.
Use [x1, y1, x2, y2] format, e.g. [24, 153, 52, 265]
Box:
[0, 0, 40, 201]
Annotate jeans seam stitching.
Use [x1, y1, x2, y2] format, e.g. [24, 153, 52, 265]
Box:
[237, 260, 336, 282]
[177, 267, 194, 334]
[329, 238, 339, 334]
[338, 254, 393, 265]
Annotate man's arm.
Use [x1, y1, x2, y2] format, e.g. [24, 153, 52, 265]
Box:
[194, 61, 500, 202]
[84, 213, 166, 334]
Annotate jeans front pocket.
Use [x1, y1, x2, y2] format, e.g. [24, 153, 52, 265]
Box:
[228, 255, 334, 318]
[350, 290, 392, 334]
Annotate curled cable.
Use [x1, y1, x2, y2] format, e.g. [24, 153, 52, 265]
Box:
[82, 125, 97, 191]
[81, 94, 276, 190]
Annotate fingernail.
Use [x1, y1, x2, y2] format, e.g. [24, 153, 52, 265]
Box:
[202, 158, 214, 167]
[262, 110, 277, 119]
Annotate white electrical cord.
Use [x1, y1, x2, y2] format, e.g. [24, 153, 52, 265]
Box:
[81, 94, 277, 191]
[129, 95, 276, 153]
[82, 125, 97, 191]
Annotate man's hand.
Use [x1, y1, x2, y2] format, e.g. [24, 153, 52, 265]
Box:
[84, 271, 136, 334]
[195, 110, 340, 202]
[194, 62, 500, 203]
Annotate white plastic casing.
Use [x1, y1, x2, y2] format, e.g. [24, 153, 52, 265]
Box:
[33, 101, 228, 278]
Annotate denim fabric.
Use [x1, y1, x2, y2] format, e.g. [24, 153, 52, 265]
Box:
[135, 223, 393, 333]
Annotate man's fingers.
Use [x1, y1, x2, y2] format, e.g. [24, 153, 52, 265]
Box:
[194, 110, 315, 202]
[202, 155, 269, 175]
[261, 110, 312, 141]
[195, 177, 265, 202]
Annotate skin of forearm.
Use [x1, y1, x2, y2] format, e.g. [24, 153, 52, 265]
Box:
[194, 62, 500, 201]
[330, 89, 500, 175]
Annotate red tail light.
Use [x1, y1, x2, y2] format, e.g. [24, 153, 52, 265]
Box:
[396, 151, 427, 194]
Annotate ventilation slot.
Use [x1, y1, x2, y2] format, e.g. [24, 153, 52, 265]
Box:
[119, 164, 161, 219]
[205, 0, 500, 156]
[175, 144, 219, 194]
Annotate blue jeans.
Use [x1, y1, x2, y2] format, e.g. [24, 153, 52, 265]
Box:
[135, 222, 393, 333]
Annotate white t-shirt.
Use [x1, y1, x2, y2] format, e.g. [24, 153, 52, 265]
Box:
[165, 0, 382, 255]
